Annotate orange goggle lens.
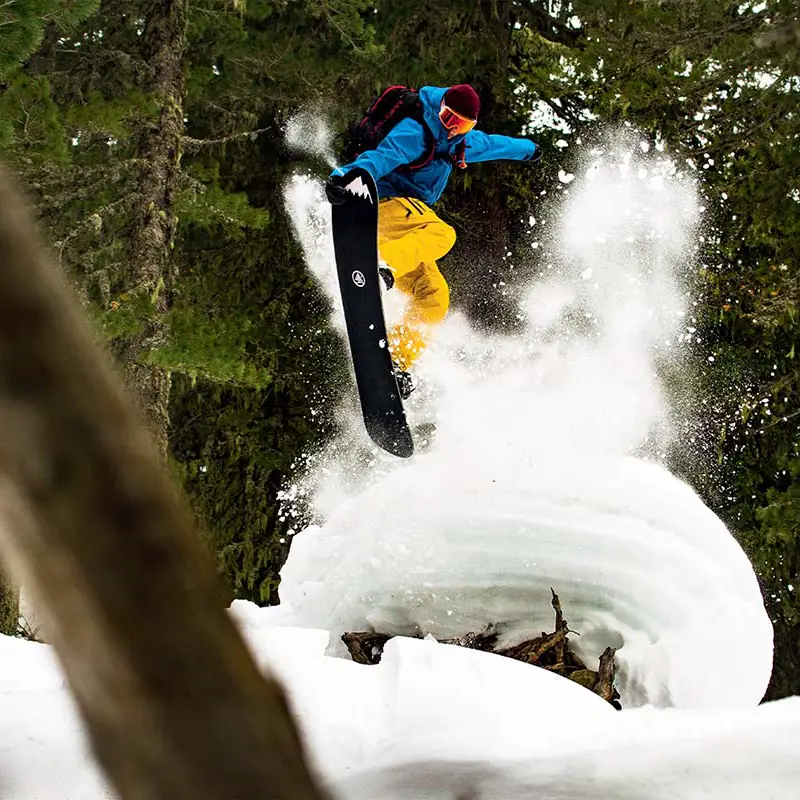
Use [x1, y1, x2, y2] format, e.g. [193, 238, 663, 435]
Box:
[438, 104, 476, 135]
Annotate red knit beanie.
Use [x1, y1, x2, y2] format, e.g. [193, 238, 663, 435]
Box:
[443, 84, 480, 120]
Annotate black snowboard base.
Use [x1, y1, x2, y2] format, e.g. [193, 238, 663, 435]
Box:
[331, 168, 414, 458]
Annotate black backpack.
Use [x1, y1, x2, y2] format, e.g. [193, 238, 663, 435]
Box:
[340, 85, 466, 171]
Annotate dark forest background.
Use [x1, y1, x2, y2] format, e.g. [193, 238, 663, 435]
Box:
[1, 0, 797, 698]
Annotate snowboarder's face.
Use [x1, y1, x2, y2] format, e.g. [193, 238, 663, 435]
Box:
[438, 101, 476, 139]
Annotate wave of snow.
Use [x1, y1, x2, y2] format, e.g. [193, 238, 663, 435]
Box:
[268, 453, 771, 708]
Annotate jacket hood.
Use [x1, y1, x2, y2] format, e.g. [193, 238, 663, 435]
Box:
[418, 86, 467, 147]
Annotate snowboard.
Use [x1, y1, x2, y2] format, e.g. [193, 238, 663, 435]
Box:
[331, 167, 414, 458]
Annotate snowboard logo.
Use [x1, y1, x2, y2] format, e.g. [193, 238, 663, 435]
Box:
[351, 270, 366, 287]
[345, 175, 373, 204]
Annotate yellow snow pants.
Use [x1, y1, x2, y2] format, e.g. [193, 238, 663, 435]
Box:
[378, 197, 455, 371]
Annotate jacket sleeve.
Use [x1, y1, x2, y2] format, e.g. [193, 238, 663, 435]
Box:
[463, 131, 538, 164]
[331, 118, 427, 182]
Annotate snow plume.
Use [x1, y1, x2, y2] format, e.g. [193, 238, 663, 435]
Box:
[284, 140, 698, 477]
[281, 140, 772, 710]
[284, 111, 338, 167]
[518, 143, 697, 459]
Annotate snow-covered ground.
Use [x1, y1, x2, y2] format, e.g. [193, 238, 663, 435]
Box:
[1, 141, 798, 799]
[3, 620, 799, 800]
[4, 620, 799, 800]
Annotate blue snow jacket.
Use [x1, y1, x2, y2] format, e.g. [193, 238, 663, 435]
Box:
[331, 86, 538, 206]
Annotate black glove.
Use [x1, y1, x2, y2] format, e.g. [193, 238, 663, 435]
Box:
[325, 174, 348, 205]
[529, 143, 543, 163]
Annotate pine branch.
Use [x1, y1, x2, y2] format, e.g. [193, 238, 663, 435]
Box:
[181, 127, 271, 153]
[512, 0, 585, 47]
[52, 196, 134, 261]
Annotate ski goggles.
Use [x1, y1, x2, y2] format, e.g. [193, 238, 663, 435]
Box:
[438, 102, 477, 136]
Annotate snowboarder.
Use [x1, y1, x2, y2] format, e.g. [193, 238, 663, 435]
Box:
[326, 84, 541, 398]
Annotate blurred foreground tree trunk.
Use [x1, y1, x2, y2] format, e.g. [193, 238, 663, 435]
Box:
[0, 165, 325, 799]
[0, 565, 18, 636]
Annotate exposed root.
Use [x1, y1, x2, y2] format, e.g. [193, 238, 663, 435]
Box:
[341, 631, 392, 665]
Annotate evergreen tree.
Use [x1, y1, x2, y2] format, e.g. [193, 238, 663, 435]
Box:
[117, 0, 188, 455]
[1, 0, 382, 601]
[0, 0, 99, 80]
[164, 0, 381, 601]
[1, 0, 187, 453]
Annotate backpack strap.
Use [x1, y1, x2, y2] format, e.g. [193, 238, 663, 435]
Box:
[402, 120, 437, 172]
[402, 101, 468, 172]
[404, 131, 468, 172]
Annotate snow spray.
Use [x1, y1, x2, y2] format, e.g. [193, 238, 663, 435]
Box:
[280, 130, 773, 710]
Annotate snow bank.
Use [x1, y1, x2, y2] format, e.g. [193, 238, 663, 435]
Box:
[229, 618, 614, 780]
[0, 636, 114, 800]
[334, 695, 800, 800]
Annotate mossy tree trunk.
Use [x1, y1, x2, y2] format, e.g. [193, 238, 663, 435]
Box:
[114, 0, 188, 457]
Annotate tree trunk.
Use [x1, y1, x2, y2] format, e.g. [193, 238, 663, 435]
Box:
[0, 165, 326, 799]
[0, 562, 18, 636]
[117, 0, 188, 458]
